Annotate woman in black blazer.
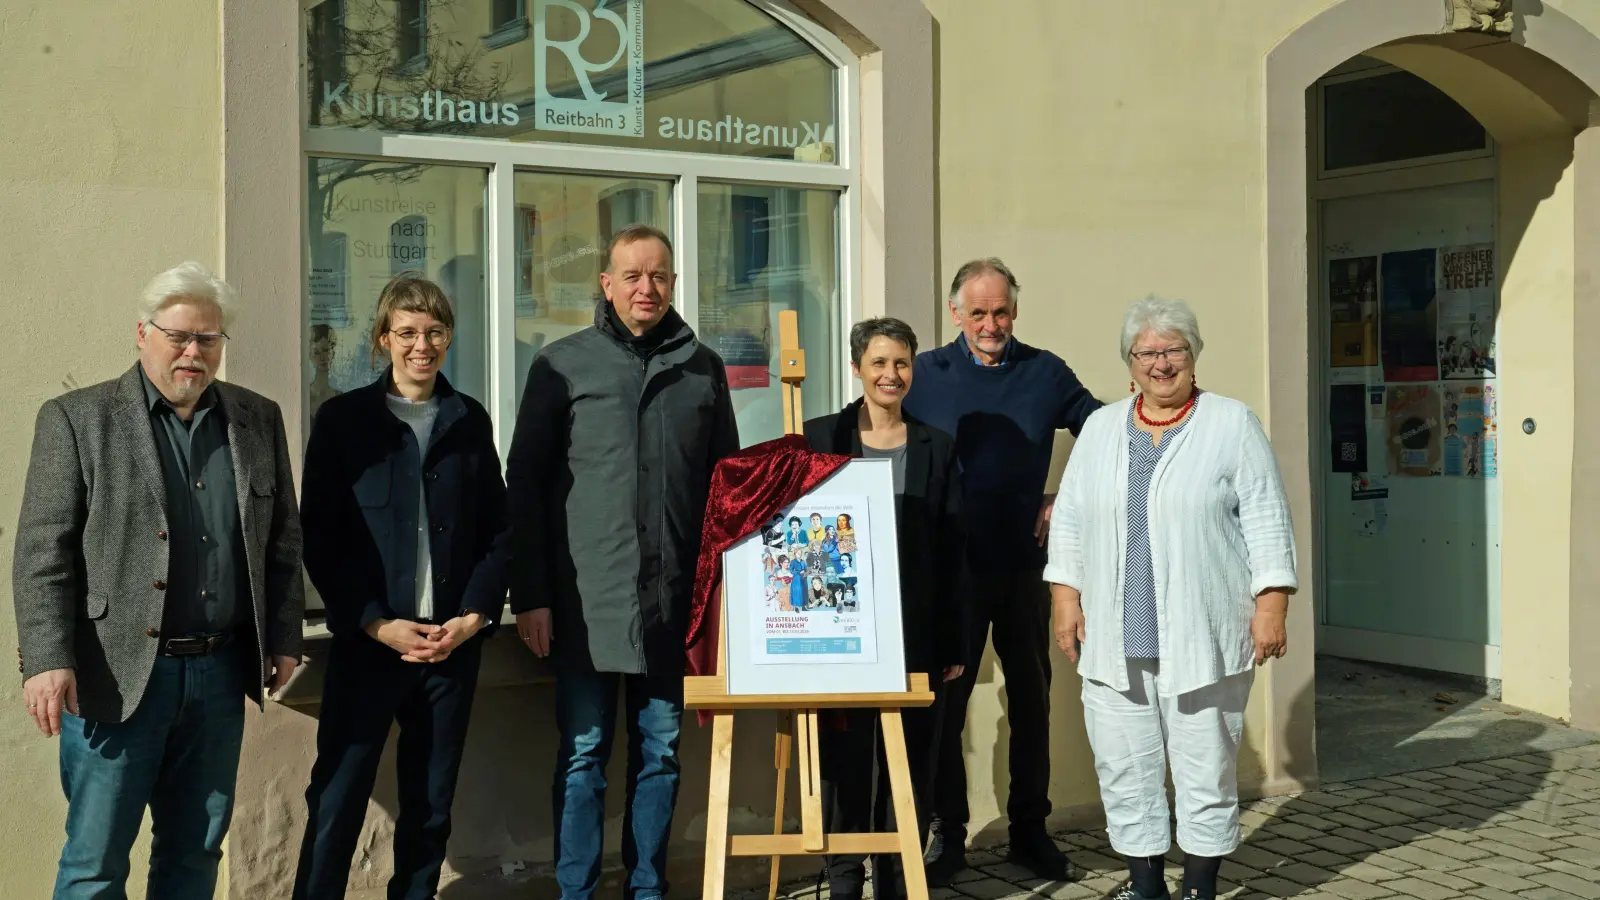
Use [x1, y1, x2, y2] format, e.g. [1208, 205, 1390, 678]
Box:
[293, 274, 509, 900]
[802, 317, 966, 900]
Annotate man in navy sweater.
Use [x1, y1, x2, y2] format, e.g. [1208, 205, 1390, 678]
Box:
[903, 257, 1102, 884]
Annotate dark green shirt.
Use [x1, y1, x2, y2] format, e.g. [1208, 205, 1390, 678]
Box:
[139, 365, 247, 636]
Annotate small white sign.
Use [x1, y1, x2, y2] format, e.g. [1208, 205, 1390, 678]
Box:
[533, 0, 645, 139]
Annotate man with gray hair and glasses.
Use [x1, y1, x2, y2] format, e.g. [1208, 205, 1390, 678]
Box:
[13, 261, 304, 899]
[903, 257, 1101, 884]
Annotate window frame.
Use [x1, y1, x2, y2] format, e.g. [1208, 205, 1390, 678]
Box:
[394, 0, 430, 74]
[301, 0, 862, 458]
[1314, 62, 1497, 181]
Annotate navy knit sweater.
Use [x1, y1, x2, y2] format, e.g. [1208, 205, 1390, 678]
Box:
[902, 337, 1102, 573]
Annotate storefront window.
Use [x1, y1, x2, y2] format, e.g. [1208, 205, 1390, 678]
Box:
[305, 158, 489, 419]
[699, 183, 838, 443]
[306, 0, 838, 163]
[301, 0, 858, 457]
[510, 170, 671, 401]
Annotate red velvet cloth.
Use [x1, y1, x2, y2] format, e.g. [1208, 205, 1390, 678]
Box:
[685, 435, 851, 683]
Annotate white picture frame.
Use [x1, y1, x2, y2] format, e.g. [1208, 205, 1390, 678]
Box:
[724, 459, 907, 695]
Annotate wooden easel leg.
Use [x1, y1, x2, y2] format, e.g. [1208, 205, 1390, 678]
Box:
[768, 711, 794, 900]
[795, 709, 825, 851]
[704, 712, 736, 900]
[880, 709, 929, 900]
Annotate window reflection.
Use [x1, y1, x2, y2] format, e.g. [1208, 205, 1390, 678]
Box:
[699, 183, 839, 444]
[304, 158, 488, 423]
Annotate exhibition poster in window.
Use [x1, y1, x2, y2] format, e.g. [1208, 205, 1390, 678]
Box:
[1379, 249, 1440, 382]
[1385, 383, 1442, 477]
[1440, 382, 1497, 478]
[1436, 244, 1497, 379]
[723, 459, 907, 696]
[1328, 256, 1378, 367]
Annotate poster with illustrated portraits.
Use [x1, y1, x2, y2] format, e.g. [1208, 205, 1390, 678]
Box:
[724, 459, 907, 696]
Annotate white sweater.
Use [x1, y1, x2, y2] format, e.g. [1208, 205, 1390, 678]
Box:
[1044, 394, 1298, 695]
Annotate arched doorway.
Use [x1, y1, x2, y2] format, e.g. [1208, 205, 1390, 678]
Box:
[1263, 1, 1600, 788]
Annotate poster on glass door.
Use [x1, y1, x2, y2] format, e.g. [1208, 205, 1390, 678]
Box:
[1379, 249, 1441, 382]
[1436, 244, 1497, 379]
[1328, 256, 1379, 367]
[1385, 383, 1442, 477]
[1440, 382, 1498, 478]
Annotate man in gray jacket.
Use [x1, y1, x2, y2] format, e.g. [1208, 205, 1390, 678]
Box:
[13, 261, 304, 900]
[508, 224, 738, 900]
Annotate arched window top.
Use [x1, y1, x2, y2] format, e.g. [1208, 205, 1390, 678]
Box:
[306, 0, 842, 164]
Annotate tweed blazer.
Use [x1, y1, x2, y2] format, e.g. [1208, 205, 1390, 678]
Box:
[13, 363, 305, 723]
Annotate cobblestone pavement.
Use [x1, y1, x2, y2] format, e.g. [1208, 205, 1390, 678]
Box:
[754, 741, 1600, 900]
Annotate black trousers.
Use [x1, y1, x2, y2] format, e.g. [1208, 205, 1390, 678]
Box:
[818, 686, 944, 899]
[293, 634, 483, 900]
[933, 570, 1053, 832]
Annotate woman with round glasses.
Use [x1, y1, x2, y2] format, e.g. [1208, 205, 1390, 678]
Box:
[1046, 297, 1296, 900]
[293, 273, 510, 899]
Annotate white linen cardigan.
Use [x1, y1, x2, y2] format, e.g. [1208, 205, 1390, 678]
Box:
[1043, 394, 1297, 696]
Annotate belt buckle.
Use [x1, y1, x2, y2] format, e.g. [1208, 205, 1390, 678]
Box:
[164, 637, 207, 656]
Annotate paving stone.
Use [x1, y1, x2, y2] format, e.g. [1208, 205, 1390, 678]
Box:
[1530, 870, 1600, 899]
[1330, 788, 1381, 801]
[1255, 837, 1319, 858]
[1456, 864, 1541, 891]
[1379, 877, 1458, 900]
[1475, 826, 1569, 853]
[1309, 834, 1376, 856]
[1437, 766, 1499, 784]
[1283, 812, 1344, 831]
[1541, 859, 1600, 885]
[976, 863, 1038, 883]
[1483, 757, 1550, 775]
[1270, 862, 1337, 886]
[1320, 878, 1397, 900]
[1408, 835, 1490, 861]
[1372, 825, 1431, 844]
[1562, 833, 1600, 853]
[1332, 828, 1402, 851]
[1296, 792, 1359, 810]
[1341, 805, 1417, 827]
[1381, 845, 1468, 870]
[1262, 821, 1324, 842]
[1339, 862, 1407, 883]
[1360, 854, 1419, 875]
[1299, 850, 1352, 870]
[1498, 818, 1573, 839]
[1367, 796, 1445, 818]
[1241, 875, 1306, 897]
[1229, 846, 1287, 872]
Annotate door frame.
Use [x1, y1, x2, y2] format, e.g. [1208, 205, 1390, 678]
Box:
[1309, 61, 1503, 678]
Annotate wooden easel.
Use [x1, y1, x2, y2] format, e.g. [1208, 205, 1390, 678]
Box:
[689, 310, 935, 899]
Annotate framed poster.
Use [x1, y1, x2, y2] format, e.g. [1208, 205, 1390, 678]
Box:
[724, 459, 907, 696]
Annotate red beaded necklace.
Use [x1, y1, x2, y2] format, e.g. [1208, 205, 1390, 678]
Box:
[1135, 390, 1198, 428]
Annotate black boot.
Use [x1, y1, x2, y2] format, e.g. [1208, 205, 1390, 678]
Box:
[1006, 825, 1077, 881]
[924, 818, 968, 886]
[1102, 882, 1173, 900]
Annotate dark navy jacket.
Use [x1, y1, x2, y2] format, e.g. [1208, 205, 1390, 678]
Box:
[300, 371, 509, 637]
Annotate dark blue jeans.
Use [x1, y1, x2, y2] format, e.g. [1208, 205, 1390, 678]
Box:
[54, 648, 247, 900]
[553, 671, 684, 900]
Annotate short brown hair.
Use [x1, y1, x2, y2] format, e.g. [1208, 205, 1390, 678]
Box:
[370, 272, 455, 366]
[605, 224, 674, 273]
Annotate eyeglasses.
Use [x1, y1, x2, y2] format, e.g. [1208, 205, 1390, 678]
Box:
[1130, 346, 1191, 365]
[147, 321, 229, 351]
[388, 327, 451, 347]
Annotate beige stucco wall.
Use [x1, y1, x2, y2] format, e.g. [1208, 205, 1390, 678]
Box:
[0, 1, 224, 897]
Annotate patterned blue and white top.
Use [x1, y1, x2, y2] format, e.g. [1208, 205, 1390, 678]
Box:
[1123, 397, 1196, 658]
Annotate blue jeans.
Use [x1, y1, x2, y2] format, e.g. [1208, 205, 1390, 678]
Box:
[553, 672, 684, 900]
[54, 648, 247, 900]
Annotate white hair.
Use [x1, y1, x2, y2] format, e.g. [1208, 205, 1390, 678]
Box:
[948, 257, 1019, 311]
[137, 262, 237, 329]
[1120, 296, 1203, 361]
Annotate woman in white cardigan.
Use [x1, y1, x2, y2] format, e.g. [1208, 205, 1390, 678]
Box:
[1045, 297, 1296, 900]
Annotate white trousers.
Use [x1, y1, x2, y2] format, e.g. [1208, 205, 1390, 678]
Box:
[1081, 660, 1254, 858]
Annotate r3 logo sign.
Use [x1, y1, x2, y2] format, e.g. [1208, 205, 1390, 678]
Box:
[533, 0, 646, 138]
